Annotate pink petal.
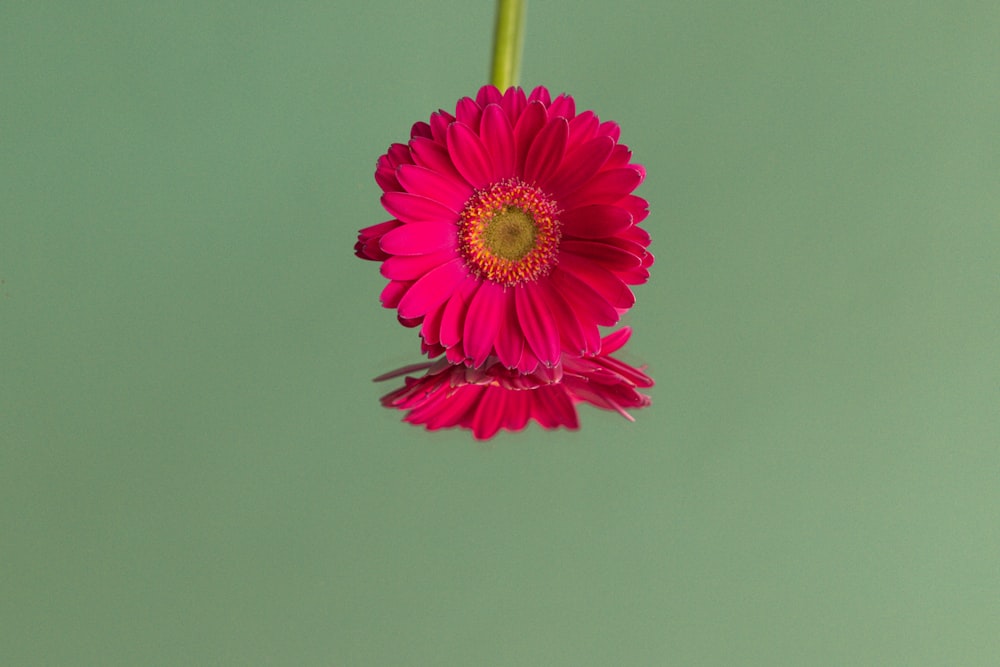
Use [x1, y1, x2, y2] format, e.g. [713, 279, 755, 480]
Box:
[560, 204, 633, 239]
[535, 278, 587, 356]
[567, 111, 599, 145]
[472, 386, 506, 439]
[524, 117, 568, 186]
[463, 281, 506, 367]
[372, 361, 434, 383]
[396, 165, 472, 211]
[516, 346, 539, 374]
[494, 291, 524, 369]
[446, 122, 494, 189]
[604, 144, 633, 169]
[440, 277, 480, 348]
[533, 386, 579, 429]
[560, 167, 644, 209]
[410, 121, 432, 139]
[379, 222, 457, 256]
[476, 85, 503, 107]
[375, 153, 402, 193]
[597, 120, 621, 142]
[557, 252, 635, 310]
[548, 93, 576, 119]
[429, 110, 455, 143]
[527, 86, 551, 106]
[419, 299, 447, 345]
[420, 386, 480, 429]
[479, 104, 516, 179]
[455, 97, 483, 132]
[515, 283, 560, 366]
[600, 327, 633, 355]
[501, 86, 527, 123]
[550, 267, 619, 327]
[397, 258, 468, 319]
[505, 391, 531, 432]
[409, 137, 462, 179]
[379, 279, 412, 308]
[381, 191, 458, 224]
[355, 220, 403, 261]
[546, 135, 615, 200]
[513, 101, 547, 177]
[380, 248, 455, 281]
[617, 194, 649, 224]
[561, 239, 642, 272]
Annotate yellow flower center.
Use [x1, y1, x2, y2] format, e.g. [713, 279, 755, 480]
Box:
[459, 179, 561, 286]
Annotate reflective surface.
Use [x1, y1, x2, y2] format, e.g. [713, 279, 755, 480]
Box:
[2, 1, 998, 664]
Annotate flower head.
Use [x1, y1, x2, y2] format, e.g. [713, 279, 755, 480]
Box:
[357, 85, 652, 373]
[375, 328, 653, 440]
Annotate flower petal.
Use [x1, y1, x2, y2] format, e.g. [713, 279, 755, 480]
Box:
[513, 101, 547, 176]
[447, 122, 494, 189]
[472, 386, 506, 439]
[429, 110, 455, 142]
[524, 117, 568, 186]
[381, 191, 458, 224]
[560, 204, 633, 239]
[548, 93, 576, 119]
[379, 279, 412, 308]
[515, 283, 560, 366]
[533, 386, 579, 429]
[561, 167, 644, 209]
[600, 327, 633, 355]
[397, 258, 468, 319]
[557, 251, 635, 310]
[463, 282, 506, 367]
[420, 299, 448, 345]
[380, 248, 454, 281]
[567, 111, 599, 145]
[494, 291, 524, 369]
[356, 220, 403, 260]
[440, 276, 480, 348]
[379, 222, 457, 256]
[396, 164, 472, 211]
[550, 267, 619, 327]
[561, 239, 643, 272]
[546, 135, 615, 200]
[535, 278, 587, 356]
[476, 85, 503, 107]
[480, 103, 516, 179]
[455, 97, 483, 131]
[409, 137, 461, 179]
[501, 86, 527, 123]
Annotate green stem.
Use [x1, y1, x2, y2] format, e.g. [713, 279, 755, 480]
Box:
[490, 0, 526, 90]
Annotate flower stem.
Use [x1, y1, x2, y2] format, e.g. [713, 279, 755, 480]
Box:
[490, 0, 526, 91]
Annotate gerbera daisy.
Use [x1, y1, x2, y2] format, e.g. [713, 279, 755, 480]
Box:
[375, 328, 653, 440]
[356, 85, 652, 373]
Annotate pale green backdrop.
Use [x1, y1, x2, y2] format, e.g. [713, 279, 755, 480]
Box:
[2, 1, 998, 665]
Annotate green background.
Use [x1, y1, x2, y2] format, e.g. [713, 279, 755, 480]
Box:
[2, 1, 998, 664]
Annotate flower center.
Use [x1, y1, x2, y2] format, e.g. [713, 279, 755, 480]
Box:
[459, 179, 561, 286]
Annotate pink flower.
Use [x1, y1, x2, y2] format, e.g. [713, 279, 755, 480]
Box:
[375, 328, 653, 440]
[357, 86, 652, 373]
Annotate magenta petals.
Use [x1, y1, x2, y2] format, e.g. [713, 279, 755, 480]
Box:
[396, 164, 472, 211]
[462, 281, 506, 367]
[560, 204, 633, 239]
[523, 117, 569, 186]
[376, 327, 652, 439]
[381, 191, 458, 224]
[358, 85, 654, 439]
[397, 258, 468, 320]
[479, 104, 516, 179]
[447, 122, 494, 189]
[379, 222, 457, 256]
